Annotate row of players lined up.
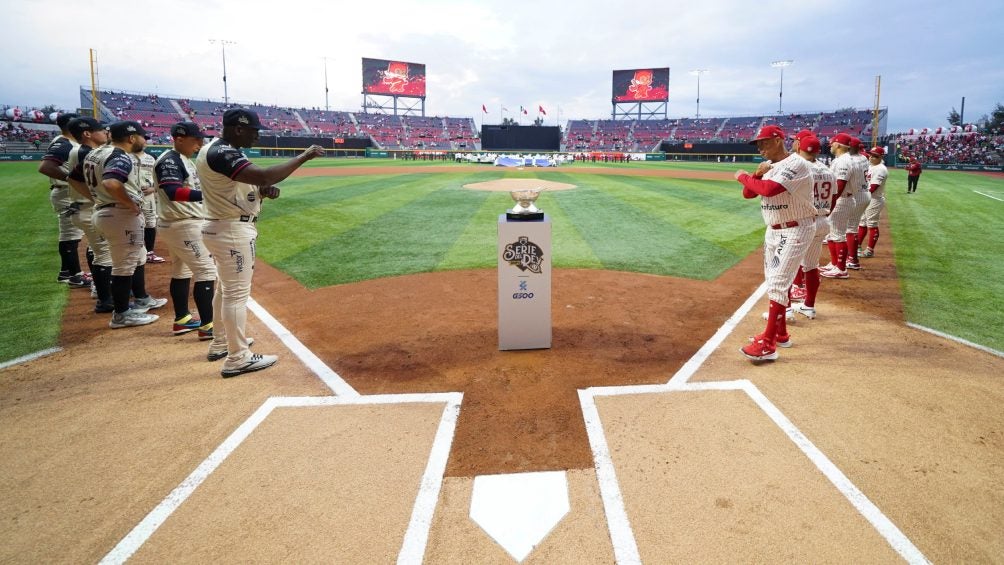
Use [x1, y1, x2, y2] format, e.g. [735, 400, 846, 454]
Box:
[734, 125, 890, 362]
[38, 110, 324, 378]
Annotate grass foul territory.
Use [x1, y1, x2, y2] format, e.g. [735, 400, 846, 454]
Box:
[2, 160, 1002, 362]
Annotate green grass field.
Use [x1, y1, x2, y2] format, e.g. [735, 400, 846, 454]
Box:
[2, 159, 1002, 364]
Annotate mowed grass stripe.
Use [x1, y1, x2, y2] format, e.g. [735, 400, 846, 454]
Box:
[536, 192, 605, 270]
[272, 184, 489, 287]
[887, 171, 1004, 351]
[436, 191, 511, 271]
[259, 175, 447, 262]
[590, 175, 764, 256]
[553, 183, 739, 279]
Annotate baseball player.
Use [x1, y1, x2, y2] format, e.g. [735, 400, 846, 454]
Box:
[86, 120, 168, 328]
[858, 147, 889, 258]
[38, 112, 89, 287]
[843, 137, 871, 270]
[905, 158, 922, 193]
[65, 117, 116, 313]
[135, 148, 165, 263]
[734, 125, 816, 362]
[820, 133, 856, 279]
[789, 135, 835, 320]
[154, 122, 217, 336]
[196, 108, 324, 377]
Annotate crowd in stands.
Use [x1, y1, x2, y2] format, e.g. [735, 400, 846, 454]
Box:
[894, 132, 1004, 165]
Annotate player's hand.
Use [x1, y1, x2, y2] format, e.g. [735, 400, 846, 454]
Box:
[734, 170, 749, 180]
[755, 161, 773, 175]
[302, 145, 325, 161]
[260, 185, 281, 199]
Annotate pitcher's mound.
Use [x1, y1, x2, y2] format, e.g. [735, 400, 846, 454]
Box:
[463, 178, 577, 192]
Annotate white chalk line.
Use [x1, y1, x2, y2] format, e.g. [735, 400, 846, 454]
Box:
[0, 346, 62, 370]
[248, 297, 358, 397]
[101, 296, 461, 564]
[580, 281, 931, 564]
[973, 190, 1003, 202]
[907, 322, 1004, 358]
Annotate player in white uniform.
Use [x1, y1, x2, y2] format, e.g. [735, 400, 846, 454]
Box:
[844, 137, 871, 270]
[135, 149, 165, 264]
[788, 135, 834, 320]
[859, 147, 889, 258]
[38, 113, 88, 287]
[154, 122, 217, 337]
[197, 109, 324, 377]
[734, 125, 816, 362]
[65, 117, 115, 313]
[87, 120, 168, 328]
[821, 133, 856, 279]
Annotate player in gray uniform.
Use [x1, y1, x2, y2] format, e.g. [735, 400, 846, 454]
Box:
[844, 137, 871, 270]
[821, 133, 856, 279]
[859, 147, 889, 258]
[789, 135, 835, 320]
[38, 113, 89, 287]
[86, 121, 168, 328]
[65, 117, 116, 313]
[196, 109, 324, 377]
[135, 149, 165, 264]
[154, 122, 217, 337]
[734, 125, 816, 362]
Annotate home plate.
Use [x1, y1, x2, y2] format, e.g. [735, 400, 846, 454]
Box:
[469, 471, 570, 562]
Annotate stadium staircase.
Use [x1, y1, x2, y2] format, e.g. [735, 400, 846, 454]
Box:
[168, 99, 188, 120]
[293, 111, 310, 132]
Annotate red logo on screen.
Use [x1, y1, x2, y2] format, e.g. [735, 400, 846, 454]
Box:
[628, 70, 653, 99]
[382, 62, 410, 93]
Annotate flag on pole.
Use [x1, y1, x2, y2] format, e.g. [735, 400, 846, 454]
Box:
[502, 107, 509, 112]
[538, 105, 546, 115]
[520, 106, 528, 115]
[482, 104, 487, 114]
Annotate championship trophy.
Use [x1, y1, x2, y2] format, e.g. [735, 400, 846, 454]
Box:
[506, 187, 545, 221]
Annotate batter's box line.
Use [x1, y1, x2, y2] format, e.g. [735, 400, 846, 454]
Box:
[248, 297, 359, 397]
[99, 392, 462, 565]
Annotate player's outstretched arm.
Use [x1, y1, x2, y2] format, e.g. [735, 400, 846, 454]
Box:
[233, 145, 325, 187]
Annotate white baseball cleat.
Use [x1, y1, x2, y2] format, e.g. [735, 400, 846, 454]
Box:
[792, 302, 816, 319]
[762, 308, 796, 323]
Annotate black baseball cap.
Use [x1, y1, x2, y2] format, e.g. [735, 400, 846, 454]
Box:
[222, 108, 267, 130]
[67, 117, 105, 139]
[56, 112, 80, 129]
[109, 120, 150, 140]
[171, 122, 211, 138]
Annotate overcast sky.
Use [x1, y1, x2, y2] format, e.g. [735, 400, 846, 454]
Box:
[2, 0, 1002, 132]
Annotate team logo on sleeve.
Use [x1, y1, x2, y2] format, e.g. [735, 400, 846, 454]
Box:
[502, 236, 544, 274]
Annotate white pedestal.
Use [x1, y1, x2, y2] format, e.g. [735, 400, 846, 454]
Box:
[498, 214, 552, 350]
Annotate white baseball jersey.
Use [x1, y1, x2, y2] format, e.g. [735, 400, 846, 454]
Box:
[135, 151, 156, 194]
[759, 153, 815, 226]
[154, 149, 206, 222]
[851, 154, 870, 195]
[867, 162, 889, 198]
[809, 161, 836, 215]
[829, 153, 854, 196]
[84, 145, 144, 207]
[196, 138, 263, 221]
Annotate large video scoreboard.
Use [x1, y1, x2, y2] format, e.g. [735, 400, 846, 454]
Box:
[362, 57, 427, 98]
[611, 68, 670, 102]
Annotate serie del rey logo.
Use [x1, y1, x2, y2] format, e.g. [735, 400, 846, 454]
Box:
[502, 236, 543, 274]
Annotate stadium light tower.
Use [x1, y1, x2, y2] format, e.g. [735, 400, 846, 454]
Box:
[209, 39, 236, 105]
[689, 69, 708, 119]
[770, 60, 793, 114]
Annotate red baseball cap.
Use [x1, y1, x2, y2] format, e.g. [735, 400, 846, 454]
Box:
[799, 135, 822, 154]
[849, 137, 865, 150]
[791, 129, 813, 140]
[830, 133, 853, 146]
[749, 125, 786, 144]
[868, 146, 885, 157]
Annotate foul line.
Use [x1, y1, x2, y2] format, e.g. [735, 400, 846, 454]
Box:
[579, 282, 931, 564]
[248, 297, 358, 397]
[0, 346, 61, 370]
[100, 393, 461, 565]
[906, 322, 1004, 358]
[973, 190, 1004, 202]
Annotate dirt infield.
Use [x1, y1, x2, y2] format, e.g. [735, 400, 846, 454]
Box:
[2, 165, 1003, 563]
[463, 178, 578, 192]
